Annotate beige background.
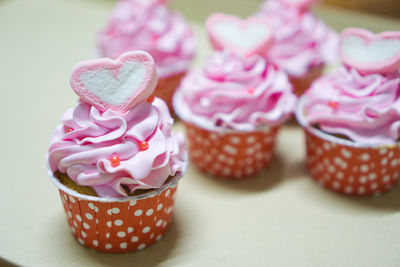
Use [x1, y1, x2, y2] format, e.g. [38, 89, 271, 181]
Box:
[1, 0, 400, 266]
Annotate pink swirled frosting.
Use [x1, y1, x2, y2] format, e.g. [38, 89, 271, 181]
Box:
[302, 67, 400, 144]
[173, 51, 296, 131]
[256, 0, 338, 77]
[97, 0, 196, 78]
[48, 98, 186, 198]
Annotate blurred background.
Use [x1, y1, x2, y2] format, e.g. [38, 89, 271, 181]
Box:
[171, 0, 400, 21]
[324, 0, 400, 18]
[0, 0, 399, 266]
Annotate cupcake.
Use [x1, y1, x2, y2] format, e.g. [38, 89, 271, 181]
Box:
[47, 51, 187, 252]
[97, 0, 196, 112]
[255, 0, 338, 96]
[173, 13, 296, 179]
[296, 28, 400, 196]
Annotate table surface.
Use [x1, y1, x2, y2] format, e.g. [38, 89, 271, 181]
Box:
[1, 0, 400, 266]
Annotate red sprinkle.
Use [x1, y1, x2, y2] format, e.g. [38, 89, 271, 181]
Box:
[110, 153, 120, 167]
[272, 63, 280, 71]
[151, 34, 160, 42]
[247, 87, 255, 94]
[139, 141, 149, 151]
[147, 95, 155, 103]
[328, 101, 339, 109]
[65, 127, 74, 133]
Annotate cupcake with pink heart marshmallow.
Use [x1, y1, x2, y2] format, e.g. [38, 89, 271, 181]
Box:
[296, 28, 400, 196]
[97, 0, 196, 112]
[47, 51, 187, 252]
[256, 0, 338, 96]
[173, 13, 296, 179]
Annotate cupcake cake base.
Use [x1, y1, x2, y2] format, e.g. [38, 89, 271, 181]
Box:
[289, 65, 323, 96]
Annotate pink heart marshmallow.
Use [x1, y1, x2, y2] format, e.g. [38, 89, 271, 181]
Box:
[206, 13, 273, 57]
[340, 28, 400, 75]
[70, 51, 157, 113]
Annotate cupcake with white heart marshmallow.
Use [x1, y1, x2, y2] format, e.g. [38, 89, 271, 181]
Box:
[97, 0, 196, 113]
[296, 28, 400, 196]
[47, 51, 187, 253]
[256, 0, 338, 96]
[173, 13, 296, 179]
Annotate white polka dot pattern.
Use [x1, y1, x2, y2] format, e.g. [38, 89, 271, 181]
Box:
[58, 182, 179, 253]
[305, 129, 400, 196]
[184, 123, 280, 179]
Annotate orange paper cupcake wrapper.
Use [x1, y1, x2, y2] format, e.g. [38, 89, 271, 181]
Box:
[154, 72, 186, 115]
[184, 122, 279, 179]
[289, 65, 323, 96]
[51, 171, 181, 253]
[305, 129, 400, 196]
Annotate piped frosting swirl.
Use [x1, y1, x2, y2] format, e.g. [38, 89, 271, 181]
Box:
[97, 0, 196, 77]
[257, 0, 338, 77]
[174, 51, 296, 131]
[302, 67, 400, 144]
[48, 98, 186, 198]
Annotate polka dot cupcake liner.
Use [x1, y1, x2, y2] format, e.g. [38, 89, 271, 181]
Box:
[304, 128, 400, 196]
[154, 72, 186, 115]
[289, 65, 323, 96]
[49, 170, 182, 253]
[184, 122, 280, 179]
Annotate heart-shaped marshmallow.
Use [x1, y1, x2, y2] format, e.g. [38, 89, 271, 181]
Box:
[340, 28, 400, 75]
[70, 51, 157, 113]
[206, 13, 273, 57]
[281, 0, 318, 9]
